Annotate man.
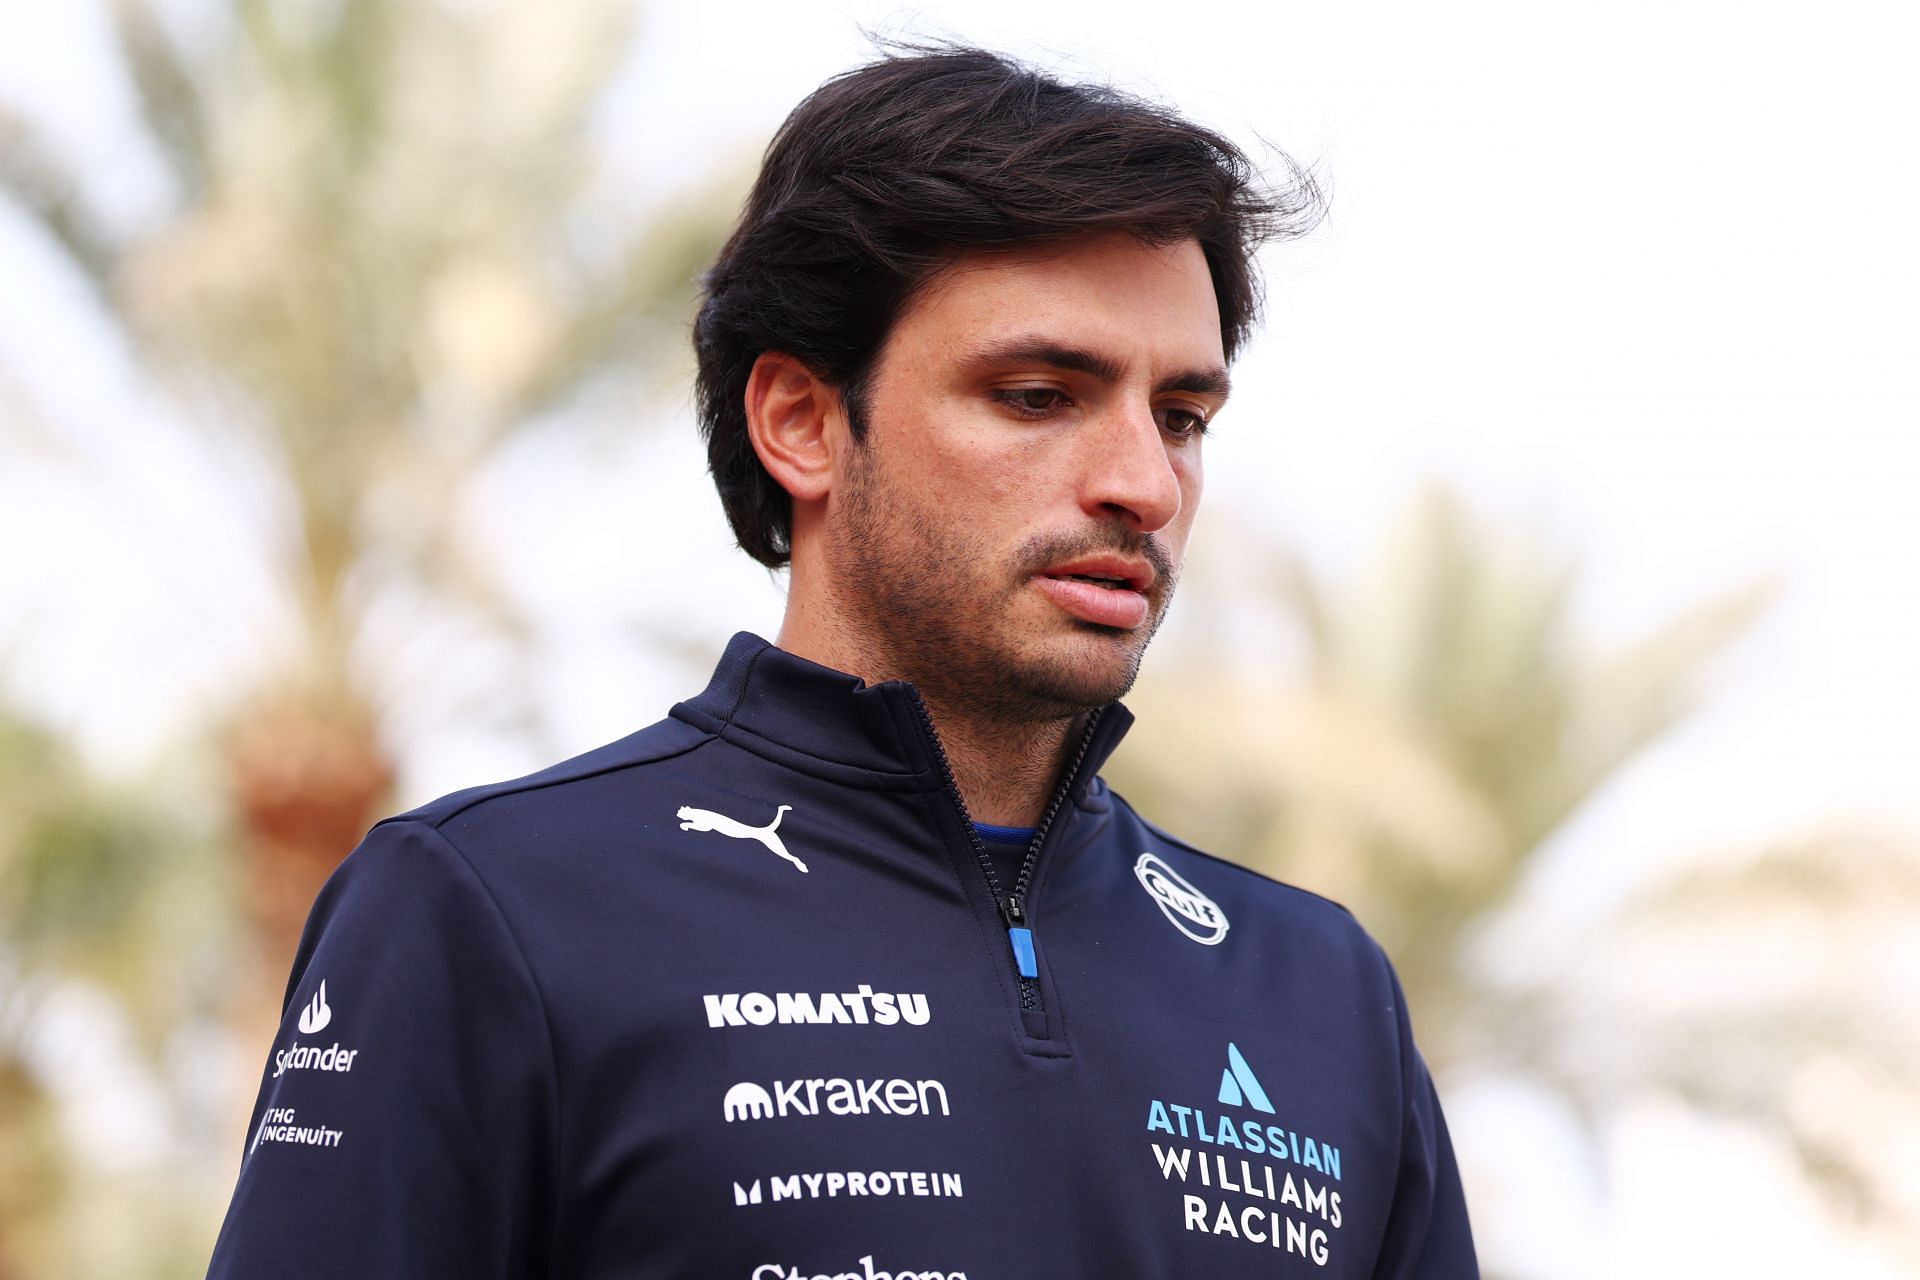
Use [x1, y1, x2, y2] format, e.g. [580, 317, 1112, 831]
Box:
[209, 46, 1476, 1278]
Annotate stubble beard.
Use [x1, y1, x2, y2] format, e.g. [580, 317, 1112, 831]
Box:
[829, 439, 1179, 726]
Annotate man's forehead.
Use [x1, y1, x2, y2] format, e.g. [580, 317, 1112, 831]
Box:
[889, 236, 1228, 374]
[916, 233, 1213, 301]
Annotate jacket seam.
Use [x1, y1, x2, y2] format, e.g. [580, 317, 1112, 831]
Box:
[1380, 938, 1413, 1226]
[409, 734, 722, 828]
[722, 642, 769, 723]
[713, 641, 914, 777]
[390, 817, 567, 1270]
[670, 702, 930, 787]
[716, 719, 927, 783]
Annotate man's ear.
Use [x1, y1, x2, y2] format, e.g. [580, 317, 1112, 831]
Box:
[744, 351, 845, 503]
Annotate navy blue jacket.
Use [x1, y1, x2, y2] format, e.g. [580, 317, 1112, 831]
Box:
[209, 633, 1476, 1278]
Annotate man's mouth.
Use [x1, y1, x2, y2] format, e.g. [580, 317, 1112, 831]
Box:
[1036, 555, 1155, 594]
[1032, 559, 1154, 629]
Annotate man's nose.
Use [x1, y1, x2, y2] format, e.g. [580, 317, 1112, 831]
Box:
[1081, 403, 1183, 533]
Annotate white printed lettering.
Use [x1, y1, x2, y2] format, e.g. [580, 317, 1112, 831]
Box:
[704, 990, 931, 1030]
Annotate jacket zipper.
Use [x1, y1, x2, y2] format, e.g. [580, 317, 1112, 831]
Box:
[909, 697, 1106, 1012]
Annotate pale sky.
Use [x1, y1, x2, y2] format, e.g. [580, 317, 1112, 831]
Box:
[2, 2, 1917, 1275]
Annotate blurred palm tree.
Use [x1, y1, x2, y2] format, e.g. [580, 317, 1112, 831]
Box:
[2, 4, 726, 1270]
[0, 0, 724, 985]
[1585, 825, 1920, 1261]
[1114, 487, 1919, 1269]
[0, 706, 232, 1279]
[1117, 488, 1775, 1043]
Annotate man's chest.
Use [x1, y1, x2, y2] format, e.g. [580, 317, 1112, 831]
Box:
[536, 854, 1404, 1279]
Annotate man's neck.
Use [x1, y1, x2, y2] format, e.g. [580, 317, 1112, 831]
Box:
[772, 613, 1084, 826]
[915, 693, 1083, 828]
[768, 571, 1098, 821]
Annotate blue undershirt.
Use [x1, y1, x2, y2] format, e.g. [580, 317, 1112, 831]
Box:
[973, 821, 1036, 894]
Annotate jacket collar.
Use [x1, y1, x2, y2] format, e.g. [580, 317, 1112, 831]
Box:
[671, 632, 1133, 798]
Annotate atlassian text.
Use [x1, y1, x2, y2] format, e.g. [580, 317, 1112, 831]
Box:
[751, 1258, 965, 1280]
[1145, 1099, 1342, 1180]
[704, 988, 930, 1028]
[249, 1107, 344, 1154]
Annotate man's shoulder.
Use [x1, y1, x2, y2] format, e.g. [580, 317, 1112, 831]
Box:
[1100, 784, 1377, 954]
[381, 711, 714, 841]
[306, 711, 732, 1018]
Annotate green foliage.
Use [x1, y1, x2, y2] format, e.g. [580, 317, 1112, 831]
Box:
[0, 705, 237, 1280]
[1, 719, 158, 965]
[4, 0, 729, 716]
[1117, 489, 1775, 1030]
[0, 2, 735, 1272]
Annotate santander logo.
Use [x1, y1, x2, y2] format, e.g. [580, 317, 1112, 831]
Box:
[271, 979, 359, 1080]
[297, 981, 333, 1035]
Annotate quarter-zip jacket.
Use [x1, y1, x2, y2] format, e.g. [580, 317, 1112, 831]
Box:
[208, 633, 1477, 1278]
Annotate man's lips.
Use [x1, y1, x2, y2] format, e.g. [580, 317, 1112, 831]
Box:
[1039, 555, 1155, 592]
[1032, 556, 1155, 629]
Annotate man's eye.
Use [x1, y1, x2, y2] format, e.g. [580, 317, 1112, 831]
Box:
[991, 387, 1071, 416]
[1159, 407, 1210, 439]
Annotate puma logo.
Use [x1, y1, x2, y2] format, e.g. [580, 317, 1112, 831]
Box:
[677, 803, 807, 873]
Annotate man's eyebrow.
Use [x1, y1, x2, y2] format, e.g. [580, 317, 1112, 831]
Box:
[1157, 366, 1232, 399]
[960, 337, 1231, 400]
[964, 338, 1125, 384]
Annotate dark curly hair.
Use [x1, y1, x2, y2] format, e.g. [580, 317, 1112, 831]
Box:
[693, 45, 1325, 567]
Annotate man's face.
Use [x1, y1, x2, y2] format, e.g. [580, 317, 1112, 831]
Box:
[824, 234, 1228, 722]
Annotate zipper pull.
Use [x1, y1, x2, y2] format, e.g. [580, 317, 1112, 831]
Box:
[1001, 895, 1038, 979]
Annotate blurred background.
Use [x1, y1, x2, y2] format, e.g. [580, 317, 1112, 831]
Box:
[0, 1, 1914, 1276]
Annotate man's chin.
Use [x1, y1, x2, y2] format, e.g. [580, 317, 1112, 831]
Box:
[1001, 626, 1155, 713]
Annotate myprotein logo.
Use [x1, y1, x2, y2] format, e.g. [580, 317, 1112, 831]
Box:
[723, 1077, 950, 1122]
[732, 1169, 963, 1207]
[703, 988, 930, 1028]
[1133, 853, 1230, 945]
[751, 1256, 967, 1280]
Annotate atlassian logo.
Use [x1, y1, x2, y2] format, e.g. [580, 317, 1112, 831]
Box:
[723, 1077, 950, 1122]
[752, 1257, 967, 1280]
[704, 988, 930, 1028]
[1133, 853, 1230, 945]
[1144, 1041, 1344, 1181]
[1218, 1042, 1275, 1113]
[297, 980, 332, 1034]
